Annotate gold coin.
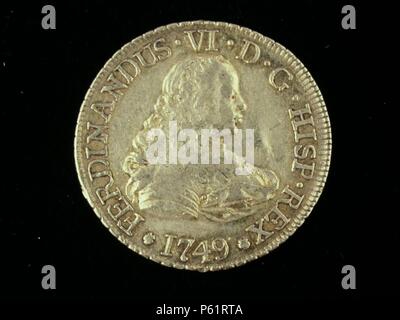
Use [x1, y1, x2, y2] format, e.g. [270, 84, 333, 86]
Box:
[74, 21, 331, 271]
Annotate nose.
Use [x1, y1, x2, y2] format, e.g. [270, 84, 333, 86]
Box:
[236, 94, 247, 112]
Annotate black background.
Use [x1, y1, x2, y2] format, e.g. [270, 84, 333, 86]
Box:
[1, 0, 398, 314]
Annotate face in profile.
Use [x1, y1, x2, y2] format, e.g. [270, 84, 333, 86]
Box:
[122, 55, 279, 223]
[161, 55, 247, 129]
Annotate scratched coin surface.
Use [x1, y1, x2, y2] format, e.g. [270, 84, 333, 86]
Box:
[74, 21, 331, 271]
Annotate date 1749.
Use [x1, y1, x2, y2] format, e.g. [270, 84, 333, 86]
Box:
[160, 235, 229, 263]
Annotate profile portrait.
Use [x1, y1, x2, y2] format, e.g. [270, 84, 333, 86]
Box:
[122, 55, 279, 223]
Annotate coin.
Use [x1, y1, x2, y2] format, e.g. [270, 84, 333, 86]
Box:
[74, 21, 331, 271]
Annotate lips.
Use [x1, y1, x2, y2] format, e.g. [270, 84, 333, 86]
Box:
[234, 115, 243, 126]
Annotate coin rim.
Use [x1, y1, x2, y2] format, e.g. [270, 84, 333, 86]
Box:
[74, 20, 332, 271]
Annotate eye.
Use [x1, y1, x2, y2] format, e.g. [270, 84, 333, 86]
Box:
[231, 94, 236, 100]
[220, 84, 231, 98]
